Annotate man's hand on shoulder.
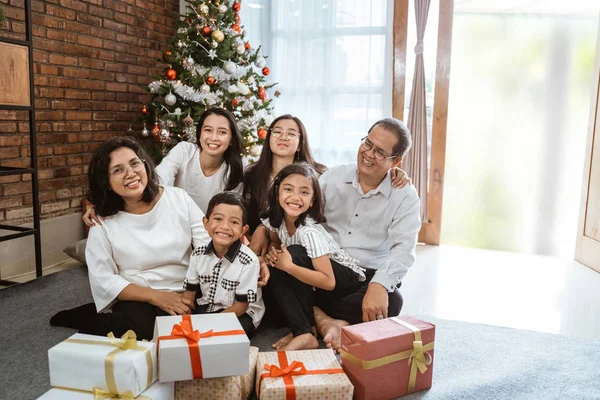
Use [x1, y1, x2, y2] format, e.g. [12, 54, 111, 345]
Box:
[362, 282, 389, 322]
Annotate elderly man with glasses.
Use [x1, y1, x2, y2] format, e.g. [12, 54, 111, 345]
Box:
[313, 117, 421, 352]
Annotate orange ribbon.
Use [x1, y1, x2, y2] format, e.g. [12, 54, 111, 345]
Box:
[157, 315, 245, 379]
[258, 351, 345, 400]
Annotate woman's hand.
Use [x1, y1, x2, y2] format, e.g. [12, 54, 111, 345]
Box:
[390, 167, 412, 188]
[82, 205, 103, 227]
[150, 291, 193, 316]
[257, 256, 270, 288]
[249, 225, 269, 257]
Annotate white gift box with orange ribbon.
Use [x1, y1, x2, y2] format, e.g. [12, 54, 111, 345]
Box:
[153, 313, 250, 382]
[37, 381, 174, 400]
[340, 316, 435, 400]
[48, 331, 157, 397]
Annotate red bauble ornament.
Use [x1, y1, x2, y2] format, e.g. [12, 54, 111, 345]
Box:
[142, 105, 149, 115]
[231, 24, 241, 33]
[262, 67, 270, 76]
[235, 13, 241, 24]
[232, 2, 240, 12]
[184, 17, 192, 24]
[206, 76, 215, 85]
[163, 50, 171, 61]
[258, 86, 267, 102]
[165, 68, 177, 80]
[202, 26, 211, 36]
[232, 98, 240, 107]
[151, 122, 160, 139]
[257, 128, 267, 139]
[244, 42, 250, 50]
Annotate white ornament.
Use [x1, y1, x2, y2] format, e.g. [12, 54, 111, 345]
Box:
[199, 4, 209, 14]
[247, 76, 255, 85]
[237, 82, 250, 95]
[208, 49, 217, 60]
[228, 84, 239, 94]
[236, 44, 246, 54]
[177, 40, 184, 48]
[249, 144, 263, 157]
[255, 56, 266, 68]
[165, 93, 177, 106]
[223, 61, 236, 74]
[218, 4, 228, 13]
[234, 38, 244, 46]
[211, 40, 218, 48]
[141, 123, 149, 137]
[186, 57, 195, 66]
[264, 114, 274, 126]
[242, 100, 254, 111]
[200, 84, 211, 93]
[174, 108, 182, 117]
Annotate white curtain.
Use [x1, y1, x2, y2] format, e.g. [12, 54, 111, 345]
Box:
[404, 0, 430, 222]
[240, 0, 394, 166]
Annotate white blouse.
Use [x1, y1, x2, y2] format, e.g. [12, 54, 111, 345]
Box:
[261, 216, 366, 280]
[85, 186, 211, 312]
[156, 141, 231, 213]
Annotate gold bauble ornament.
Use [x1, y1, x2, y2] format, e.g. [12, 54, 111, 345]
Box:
[211, 30, 224, 43]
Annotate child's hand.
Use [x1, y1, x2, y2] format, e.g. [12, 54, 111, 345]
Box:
[265, 246, 280, 267]
[272, 245, 293, 272]
[257, 256, 270, 288]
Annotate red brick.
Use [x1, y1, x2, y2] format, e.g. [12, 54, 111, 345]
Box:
[46, 28, 77, 43]
[46, 4, 76, 19]
[104, 0, 127, 13]
[6, 207, 33, 220]
[65, 89, 91, 100]
[89, 70, 115, 81]
[50, 100, 80, 110]
[38, 169, 54, 180]
[49, 54, 78, 66]
[33, 51, 49, 63]
[36, 111, 65, 121]
[0, 175, 22, 184]
[52, 122, 81, 132]
[79, 101, 106, 111]
[36, 146, 53, 156]
[65, 111, 91, 121]
[41, 201, 70, 214]
[63, 67, 91, 79]
[89, 4, 113, 18]
[103, 19, 126, 33]
[106, 82, 128, 92]
[0, 197, 23, 209]
[59, 0, 87, 12]
[39, 87, 65, 98]
[0, 135, 22, 146]
[0, 122, 19, 133]
[78, 58, 105, 70]
[3, 182, 32, 195]
[0, 147, 19, 158]
[91, 92, 115, 101]
[90, 27, 116, 41]
[79, 80, 105, 90]
[78, 35, 103, 48]
[76, 13, 102, 27]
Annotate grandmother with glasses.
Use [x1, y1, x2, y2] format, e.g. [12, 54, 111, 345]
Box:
[50, 136, 210, 340]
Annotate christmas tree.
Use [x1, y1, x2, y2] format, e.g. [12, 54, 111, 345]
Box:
[142, 0, 277, 162]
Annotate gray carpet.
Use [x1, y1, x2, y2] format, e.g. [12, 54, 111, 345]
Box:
[1, 266, 599, 400]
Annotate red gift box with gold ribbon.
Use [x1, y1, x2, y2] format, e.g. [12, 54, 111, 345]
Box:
[256, 349, 353, 400]
[340, 316, 435, 400]
[154, 313, 249, 382]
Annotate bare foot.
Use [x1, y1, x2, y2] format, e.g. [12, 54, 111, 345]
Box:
[314, 307, 349, 353]
[281, 333, 319, 351]
[272, 332, 293, 350]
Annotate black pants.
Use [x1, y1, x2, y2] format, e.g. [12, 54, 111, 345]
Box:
[192, 304, 256, 338]
[50, 301, 167, 341]
[268, 245, 403, 336]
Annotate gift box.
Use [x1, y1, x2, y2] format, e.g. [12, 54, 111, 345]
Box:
[154, 313, 250, 382]
[340, 315, 435, 400]
[37, 381, 174, 400]
[174, 346, 258, 400]
[256, 349, 353, 400]
[48, 331, 157, 397]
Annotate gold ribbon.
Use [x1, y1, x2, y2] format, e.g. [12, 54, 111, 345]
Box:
[64, 330, 153, 396]
[340, 317, 433, 394]
[51, 386, 151, 400]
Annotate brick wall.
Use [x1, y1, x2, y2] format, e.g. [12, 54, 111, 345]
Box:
[0, 0, 178, 225]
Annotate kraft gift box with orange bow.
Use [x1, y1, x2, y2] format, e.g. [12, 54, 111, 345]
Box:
[340, 315, 435, 400]
[37, 381, 174, 400]
[154, 313, 250, 382]
[174, 346, 258, 400]
[256, 349, 354, 400]
[47, 331, 157, 397]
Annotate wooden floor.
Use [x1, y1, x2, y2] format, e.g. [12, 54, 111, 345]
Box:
[402, 244, 600, 341]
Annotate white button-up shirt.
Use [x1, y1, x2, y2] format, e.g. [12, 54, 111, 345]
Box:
[319, 164, 421, 291]
[184, 240, 265, 327]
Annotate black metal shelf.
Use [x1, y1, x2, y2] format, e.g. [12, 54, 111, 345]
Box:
[0, 0, 43, 280]
[0, 166, 36, 176]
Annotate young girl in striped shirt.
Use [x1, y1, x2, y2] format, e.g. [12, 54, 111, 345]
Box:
[260, 162, 366, 351]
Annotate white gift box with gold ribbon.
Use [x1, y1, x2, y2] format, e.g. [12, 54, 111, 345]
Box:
[48, 331, 157, 397]
[37, 381, 174, 400]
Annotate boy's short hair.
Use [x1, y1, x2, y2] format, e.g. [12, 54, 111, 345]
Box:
[206, 191, 247, 225]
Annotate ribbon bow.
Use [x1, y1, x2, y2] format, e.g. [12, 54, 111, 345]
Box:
[170, 319, 202, 342]
[264, 360, 307, 378]
[107, 330, 139, 350]
[408, 340, 432, 374]
[93, 388, 135, 400]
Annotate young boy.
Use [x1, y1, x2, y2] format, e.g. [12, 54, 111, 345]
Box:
[183, 191, 265, 337]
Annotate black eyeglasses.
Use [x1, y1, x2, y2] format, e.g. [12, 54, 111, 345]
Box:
[360, 136, 396, 161]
